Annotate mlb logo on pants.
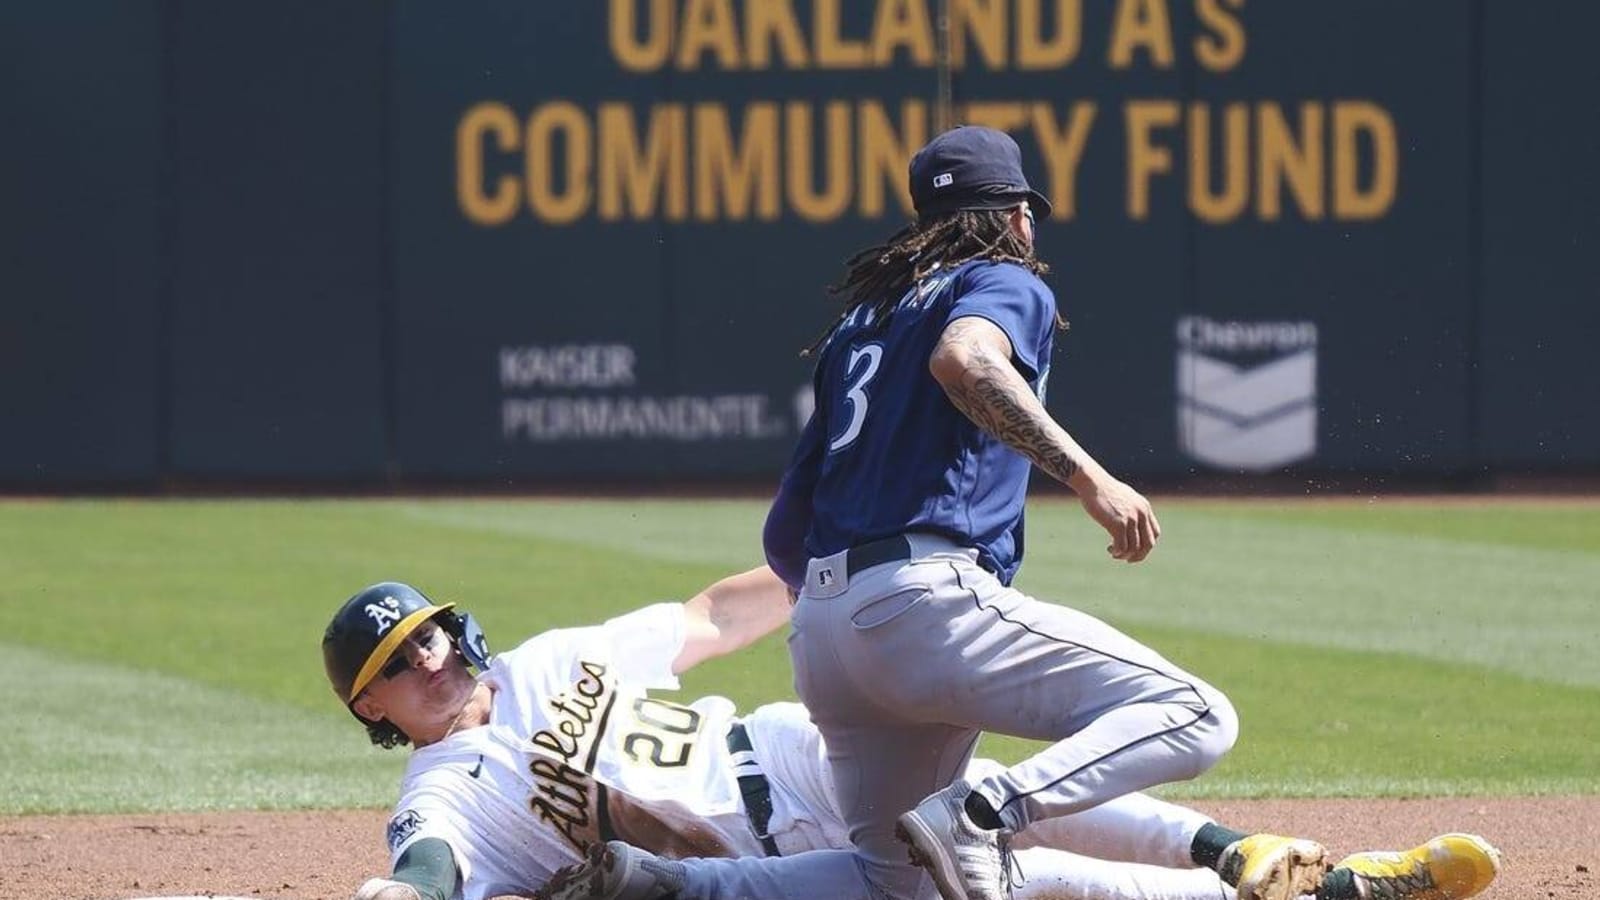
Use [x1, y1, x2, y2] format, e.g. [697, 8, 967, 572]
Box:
[1175, 315, 1318, 472]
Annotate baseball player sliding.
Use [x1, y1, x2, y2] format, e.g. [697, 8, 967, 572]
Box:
[324, 569, 1498, 900]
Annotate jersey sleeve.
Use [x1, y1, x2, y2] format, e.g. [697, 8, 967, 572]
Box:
[598, 602, 685, 689]
[944, 262, 1057, 380]
[763, 384, 827, 591]
[387, 798, 473, 890]
[489, 605, 685, 702]
[391, 837, 461, 900]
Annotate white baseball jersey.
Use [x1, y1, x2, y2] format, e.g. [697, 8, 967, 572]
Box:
[385, 603, 761, 900]
[381, 603, 1231, 900]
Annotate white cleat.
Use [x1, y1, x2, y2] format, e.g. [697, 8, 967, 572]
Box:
[895, 779, 1012, 900]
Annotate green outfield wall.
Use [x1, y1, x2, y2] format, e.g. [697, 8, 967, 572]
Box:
[3, 1, 1596, 487]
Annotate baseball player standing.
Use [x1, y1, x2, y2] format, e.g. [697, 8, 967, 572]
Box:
[761, 125, 1312, 900]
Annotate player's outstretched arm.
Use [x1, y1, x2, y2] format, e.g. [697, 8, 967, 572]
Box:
[930, 315, 1161, 562]
[673, 565, 794, 674]
[352, 837, 459, 900]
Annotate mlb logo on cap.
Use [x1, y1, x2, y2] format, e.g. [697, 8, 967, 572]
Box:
[908, 125, 1052, 220]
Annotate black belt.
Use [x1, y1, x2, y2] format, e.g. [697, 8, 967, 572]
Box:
[726, 722, 781, 857]
[844, 534, 912, 578]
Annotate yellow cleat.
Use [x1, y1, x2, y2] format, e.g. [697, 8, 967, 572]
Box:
[1336, 833, 1502, 900]
[1219, 833, 1330, 900]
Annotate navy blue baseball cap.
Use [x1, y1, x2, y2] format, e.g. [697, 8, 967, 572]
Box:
[909, 125, 1052, 220]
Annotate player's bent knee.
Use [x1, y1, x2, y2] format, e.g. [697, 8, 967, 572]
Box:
[1189, 692, 1240, 777]
[1213, 696, 1240, 752]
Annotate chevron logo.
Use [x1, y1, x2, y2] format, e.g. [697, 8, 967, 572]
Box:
[1176, 317, 1318, 471]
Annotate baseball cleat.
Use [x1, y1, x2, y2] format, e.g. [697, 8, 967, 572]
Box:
[535, 840, 683, 900]
[895, 779, 1012, 900]
[1330, 833, 1501, 900]
[1218, 832, 1329, 900]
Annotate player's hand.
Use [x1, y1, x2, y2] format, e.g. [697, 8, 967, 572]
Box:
[353, 877, 421, 900]
[1077, 475, 1161, 563]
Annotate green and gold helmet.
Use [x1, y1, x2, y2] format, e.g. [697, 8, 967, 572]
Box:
[321, 581, 490, 710]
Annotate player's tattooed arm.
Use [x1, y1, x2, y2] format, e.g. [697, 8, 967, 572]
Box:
[930, 316, 1088, 486]
[932, 315, 1163, 563]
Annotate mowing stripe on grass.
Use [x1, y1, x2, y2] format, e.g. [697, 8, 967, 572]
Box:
[1, 641, 400, 814]
[1, 498, 1595, 812]
[975, 620, 1600, 798]
[395, 499, 1600, 687]
[1017, 505, 1600, 688]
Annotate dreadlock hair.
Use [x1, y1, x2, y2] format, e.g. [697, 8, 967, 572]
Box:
[805, 207, 1059, 356]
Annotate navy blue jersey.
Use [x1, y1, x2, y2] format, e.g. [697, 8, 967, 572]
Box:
[764, 259, 1057, 588]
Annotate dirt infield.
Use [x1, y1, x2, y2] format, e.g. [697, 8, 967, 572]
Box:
[4, 797, 1594, 900]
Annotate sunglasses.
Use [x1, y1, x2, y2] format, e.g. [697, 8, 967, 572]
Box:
[1022, 205, 1036, 227]
[377, 622, 445, 680]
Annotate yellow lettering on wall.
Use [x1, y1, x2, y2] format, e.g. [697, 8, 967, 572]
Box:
[693, 103, 781, 220]
[1187, 102, 1249, 223]
[1125, 100, 1179, 219]
[746, 0, 809, 69]
[1333, 101, 1398, 219]
[872, 0, 936, 65]
[1194, 0, 1246, 72]
[815, 0, 868, 67]
[858, 100, 927, 217]
[787, 101, 854, 221]
[526, 102, 592, 225]
[1257, 101, 1324, 220]
[1109, 0, 1175, 69]
[1031, 102, 1096, 220]
[457, 102, 521, 226]
[610, 0, 673, 73]
[961, 101, 1029, 133]
[951, 0, 1006, 69]
[678, 0, 742, 69]
[598, 103, 687, 221]
[1017, 0, 1082, 69]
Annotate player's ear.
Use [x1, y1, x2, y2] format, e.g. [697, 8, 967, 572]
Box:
[351, 692, 385, 724]
[1008, 202, 1036, 247]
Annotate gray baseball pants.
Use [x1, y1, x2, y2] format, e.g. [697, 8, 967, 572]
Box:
[786, 533, 1239, 899]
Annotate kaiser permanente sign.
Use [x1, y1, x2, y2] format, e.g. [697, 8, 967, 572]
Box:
[454, 0, 1398, 226]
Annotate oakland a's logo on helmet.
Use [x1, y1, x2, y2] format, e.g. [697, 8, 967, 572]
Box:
[364, 596, 402, 635]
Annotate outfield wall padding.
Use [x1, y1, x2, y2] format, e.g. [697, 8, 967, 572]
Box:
[3, 1, 1596, 486]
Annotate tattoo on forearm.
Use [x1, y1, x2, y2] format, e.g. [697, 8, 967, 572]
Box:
[938, 329, 1080, 484]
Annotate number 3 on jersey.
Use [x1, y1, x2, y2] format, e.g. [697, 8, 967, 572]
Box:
[829, 343, 884, 451]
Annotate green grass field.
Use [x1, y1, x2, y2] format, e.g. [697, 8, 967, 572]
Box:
[2, 497, 1597, 814]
